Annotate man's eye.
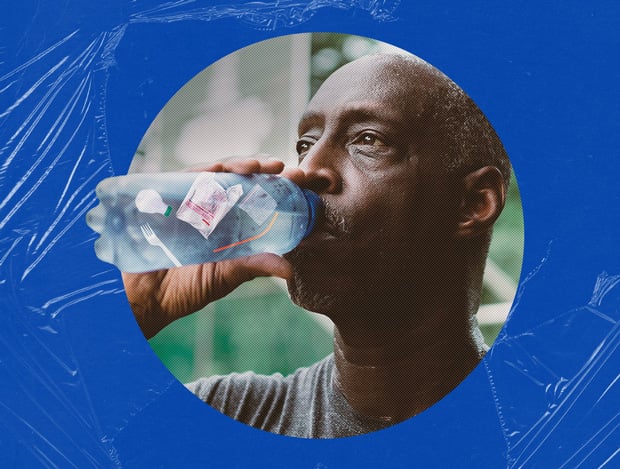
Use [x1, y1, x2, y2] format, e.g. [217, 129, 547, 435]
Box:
[296, 139, 313, 155]
[355, 133, 385, 147]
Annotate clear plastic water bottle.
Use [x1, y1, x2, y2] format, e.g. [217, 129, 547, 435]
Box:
[86, 172, 321, 273]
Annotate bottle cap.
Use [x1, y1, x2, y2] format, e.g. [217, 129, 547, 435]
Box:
[302, 189, 322, 238]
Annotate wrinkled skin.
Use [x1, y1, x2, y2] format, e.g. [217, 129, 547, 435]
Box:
[284, 56, 459, 326]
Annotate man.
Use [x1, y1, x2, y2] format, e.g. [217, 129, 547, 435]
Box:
[122, 53, 510, 438]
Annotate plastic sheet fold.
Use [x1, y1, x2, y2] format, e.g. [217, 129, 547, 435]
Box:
[1, 1, 618, 467]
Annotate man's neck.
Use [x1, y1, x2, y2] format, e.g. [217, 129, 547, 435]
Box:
[331, 310, 487, 423]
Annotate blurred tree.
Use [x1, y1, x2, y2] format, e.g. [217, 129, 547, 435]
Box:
[310, 33, 402, 94]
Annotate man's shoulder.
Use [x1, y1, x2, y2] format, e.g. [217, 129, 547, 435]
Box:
[185, 354, 334, 408]
[184, 355, 335, 435]
[184, 354, 393, 437]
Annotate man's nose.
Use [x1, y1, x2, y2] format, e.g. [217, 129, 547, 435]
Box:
[297, 141, 342, 194]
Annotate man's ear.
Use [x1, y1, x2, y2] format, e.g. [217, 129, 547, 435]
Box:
[454, 166, 506, 239]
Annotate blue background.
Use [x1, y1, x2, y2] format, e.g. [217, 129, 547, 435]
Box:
[1, 1, 619, 467]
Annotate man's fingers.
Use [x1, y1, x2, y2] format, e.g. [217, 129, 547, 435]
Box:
[280, 167, 307, 186]
[226, 253, 293, 283]
[218, 158, 285, 174]
[260, 158, 287, 174]
[240, 253, 294, 281]
[185, 156, 286, 175]
[185, 162, 224, 173]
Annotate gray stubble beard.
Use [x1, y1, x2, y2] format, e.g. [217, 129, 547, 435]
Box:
[284, 248, 340, 316]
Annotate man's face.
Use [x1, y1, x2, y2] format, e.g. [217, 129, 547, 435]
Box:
[284, 56, 457, 317]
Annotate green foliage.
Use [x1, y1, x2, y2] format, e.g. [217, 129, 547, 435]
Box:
[310, 33, 386, 94]
[150, 281, 334, 382]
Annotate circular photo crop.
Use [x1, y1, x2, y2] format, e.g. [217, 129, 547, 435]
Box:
[112, 33, 524, 438]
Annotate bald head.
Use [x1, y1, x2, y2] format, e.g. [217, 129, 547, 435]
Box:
[314, 53, 511, 185]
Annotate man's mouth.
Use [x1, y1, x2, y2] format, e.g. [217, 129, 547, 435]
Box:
[319, 201, 351, 239]
[299, 222, 337, 245]
[295, 212, 347, 249]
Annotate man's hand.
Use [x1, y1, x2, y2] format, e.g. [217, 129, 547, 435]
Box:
[122, 157, 296, 339]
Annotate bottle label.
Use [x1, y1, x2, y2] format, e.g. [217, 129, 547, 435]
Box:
[238, 184, 278, 225]
[176, 172, 243, 239]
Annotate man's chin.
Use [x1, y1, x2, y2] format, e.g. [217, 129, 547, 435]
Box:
[286, 272, 338, 315]
[283, 241, 376, 316]
[285, 263, 363, 320]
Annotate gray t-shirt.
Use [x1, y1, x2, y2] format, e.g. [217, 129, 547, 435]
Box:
[186, 354, 393, 438]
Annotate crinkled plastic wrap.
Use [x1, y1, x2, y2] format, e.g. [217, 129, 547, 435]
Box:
[1, 1, 618, 467]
